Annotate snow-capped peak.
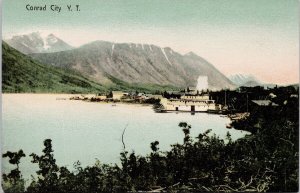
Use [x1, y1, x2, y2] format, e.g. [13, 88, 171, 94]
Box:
[5, 31, 74, 54]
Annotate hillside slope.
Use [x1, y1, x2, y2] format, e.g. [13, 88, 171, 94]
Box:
[2, 41, 108, 93]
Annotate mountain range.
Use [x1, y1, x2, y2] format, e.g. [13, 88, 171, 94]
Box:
[5, 32, 73, 54]
[4, 32, 238, 92]
[30, 40, 235, 90]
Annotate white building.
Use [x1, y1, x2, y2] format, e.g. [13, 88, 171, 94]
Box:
[160, 94, 222, 112]
[112, 91, 128, 100]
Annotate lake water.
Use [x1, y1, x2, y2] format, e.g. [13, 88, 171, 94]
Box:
[2, 94, 249, 182]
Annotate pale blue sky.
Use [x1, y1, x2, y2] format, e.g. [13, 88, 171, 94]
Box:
[3, 0, 299, 84]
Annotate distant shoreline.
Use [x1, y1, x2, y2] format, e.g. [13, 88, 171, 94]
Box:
[1, 93, 154, 107]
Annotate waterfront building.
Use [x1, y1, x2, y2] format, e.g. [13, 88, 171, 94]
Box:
[112, 91, 128, 100]
[159, 93, 222, 112]
[94, 95, 107, 100]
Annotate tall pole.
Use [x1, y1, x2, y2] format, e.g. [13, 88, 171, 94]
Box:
[246, 93, 249, 112]
[225, 90, 227, 106]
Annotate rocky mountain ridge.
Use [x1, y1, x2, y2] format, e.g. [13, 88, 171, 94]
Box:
[31, 40, 235, 90]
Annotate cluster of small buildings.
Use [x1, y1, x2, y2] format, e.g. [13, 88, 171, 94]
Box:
[110, 91, 163, 101]
[70, 91, 163, 103]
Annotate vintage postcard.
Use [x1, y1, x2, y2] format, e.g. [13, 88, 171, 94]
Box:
[1, 0, 299, 192]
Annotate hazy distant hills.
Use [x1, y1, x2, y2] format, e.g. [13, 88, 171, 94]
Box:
[5, 32, 73, 54]
[228, 74, 262, 87]
[227, 74, 282, 88]
[30, 41, 235, 90]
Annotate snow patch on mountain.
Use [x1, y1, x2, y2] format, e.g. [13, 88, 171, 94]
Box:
[161, 47, 172, 66]
[111, 44, 115, 58]
[21, 42, 30, 48]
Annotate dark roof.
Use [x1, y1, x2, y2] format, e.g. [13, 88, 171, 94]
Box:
[252, 100, 278, 106]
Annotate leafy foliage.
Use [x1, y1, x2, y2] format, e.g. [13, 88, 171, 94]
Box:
[2, 150, 26, 193]
[28, 139, 60, 193]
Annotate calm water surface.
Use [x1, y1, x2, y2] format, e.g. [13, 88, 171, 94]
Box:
[2, 94, 249, 181]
